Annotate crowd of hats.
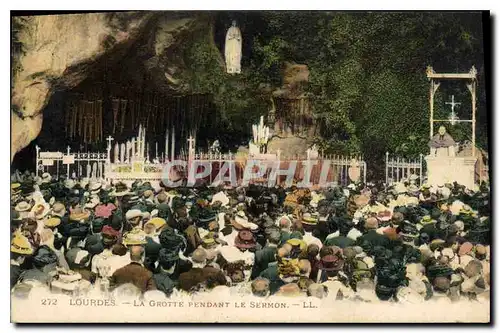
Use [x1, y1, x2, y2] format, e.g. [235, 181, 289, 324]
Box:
[10, 169, 490, 302]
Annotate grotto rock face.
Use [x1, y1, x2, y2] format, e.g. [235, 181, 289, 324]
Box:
[11, 11, 215, 161]
[11, 12, 153, 161]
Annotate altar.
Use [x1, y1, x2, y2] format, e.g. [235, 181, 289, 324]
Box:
[425, 155, 477, 189]
[424, 66, 479, 190]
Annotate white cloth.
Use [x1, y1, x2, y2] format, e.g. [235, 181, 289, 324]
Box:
[346, 228, 363, 241]
[219, 246, 254, 267]
[92, 249, 130, 278]
[219, 230, 238, 248]
[302, 232, 323, 249]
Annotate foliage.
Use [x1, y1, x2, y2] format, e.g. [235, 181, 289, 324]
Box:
[183, 12, 486, 169]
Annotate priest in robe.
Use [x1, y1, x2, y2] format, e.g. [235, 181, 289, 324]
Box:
[225, 20, 242, 74]
[429, 126, 456, 157]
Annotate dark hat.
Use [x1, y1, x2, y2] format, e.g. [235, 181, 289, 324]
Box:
[234, 230, 256, 249]
[159, 228, 186, 252]
[32, 245, 58, 269]
[318, 254, 344, 272]
[433, 276, 450, 292]
[65, 247, 91, 269]
[427, 264, 454, 279]
[102, 225, 121, 239]
[158, 247, 180, 265]
[375, 284, 396, 301]
[92, 217, 106, 234]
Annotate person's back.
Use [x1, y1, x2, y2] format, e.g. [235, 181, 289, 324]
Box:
[324, 235, 355, 249]
[110, 245, 156, 293]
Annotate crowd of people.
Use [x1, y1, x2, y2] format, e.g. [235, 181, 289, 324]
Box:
[10, 170, 490, 304]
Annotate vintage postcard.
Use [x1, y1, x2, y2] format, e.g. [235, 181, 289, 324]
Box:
[10, 10, 490, 323]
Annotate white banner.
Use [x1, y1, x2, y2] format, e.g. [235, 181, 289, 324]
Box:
[40, 152, 63, 159]
[42, 159, 54, 166]
[62, 155, 75, 164]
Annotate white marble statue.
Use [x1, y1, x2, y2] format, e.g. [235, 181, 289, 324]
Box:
[225, 20, 242, 74]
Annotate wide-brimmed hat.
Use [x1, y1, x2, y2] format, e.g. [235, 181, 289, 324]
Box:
[420, 215, 436, 225]
[286, 238, 307, 258]
[318, 254, 344, 272]
[122, 229, 147, 246]
[51, 202, 66, 217]
[44, 217, 61, 228]
[201, 232, 219, 249]
[234, 230, 256, 249]
[301, 213, 318, 232]
[231, 211, 258, 231]
[69, 206, 91, 222]
[95, 203, 116, 219]
[41, 172, 52, 183]
[145, 217, 167, 231]
[84, 194, 100, 209]
[125, 208, 149, 221]
[89, 181, 102, 193]
[110, 182, 131, 197]
[31, 202, 51, 220]
[158, 247, 179, 265]
[15, 201, 32, 212]
[364, 217, 379, 230]
[459, 242, 474, 256]
[11, 232, 33, 255]
[101, 225, 121, 240]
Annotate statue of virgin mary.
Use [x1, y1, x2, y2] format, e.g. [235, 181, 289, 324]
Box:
[225, 20, 242, 74]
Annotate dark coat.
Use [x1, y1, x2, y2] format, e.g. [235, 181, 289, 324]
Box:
[324, 236, 355, 248]
[251, 245, 277, 279]
[11, 265, 22, 289]
[153, 272, 177, 297]
[356, 230, 390, 254]
[110, 262, 156, 293]
[178, 267, 227, 292]
[259, 263, 284, 295]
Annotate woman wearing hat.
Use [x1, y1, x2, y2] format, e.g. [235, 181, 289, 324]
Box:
[10, 232, 33, 289]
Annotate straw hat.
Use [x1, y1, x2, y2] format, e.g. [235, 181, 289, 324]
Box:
[69, 206, 91, 222]
[122, 229, 147, 246]
[15, 201, 32, 212]
[145, 217, 167, 230]
[51, 202, 66, 217]
[31, 202, 51, 220]
[44, 217, 61, 228]
[11, 232, 33, 255]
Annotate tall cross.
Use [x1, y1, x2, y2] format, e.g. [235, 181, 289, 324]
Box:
[445, 95, 461, 113]
[187, 136, 195, 152]
[106, 136, 114, 149]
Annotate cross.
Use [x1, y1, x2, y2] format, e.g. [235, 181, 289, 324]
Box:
[106, 136, 114, 148]
[445, 95, 461, 113]
[187, 136, 195, 151]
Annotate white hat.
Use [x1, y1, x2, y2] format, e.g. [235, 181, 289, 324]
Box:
[41, 172, 52, 183]
[211, 191, 230, 207]
[125, 209, 149, 221]
[84, 195, 100, 209]
[64, 179, 76, 189]
[15, 201, 32, 212]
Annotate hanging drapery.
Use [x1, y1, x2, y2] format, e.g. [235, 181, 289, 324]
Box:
[119, 99, 128, 134]
[96, 99, 103, 142]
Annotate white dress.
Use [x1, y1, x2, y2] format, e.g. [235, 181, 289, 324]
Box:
[225, 24, 242, 74]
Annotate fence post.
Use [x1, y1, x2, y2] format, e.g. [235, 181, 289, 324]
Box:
[385, 152, 389, 188]
[66, 146, 71, 179]
[419, 154, 423, 186]
[363, 161, 367, 185]
[35, 145, 40, 178]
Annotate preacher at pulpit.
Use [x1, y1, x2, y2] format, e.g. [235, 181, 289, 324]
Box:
[429, 126, 456, 157]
